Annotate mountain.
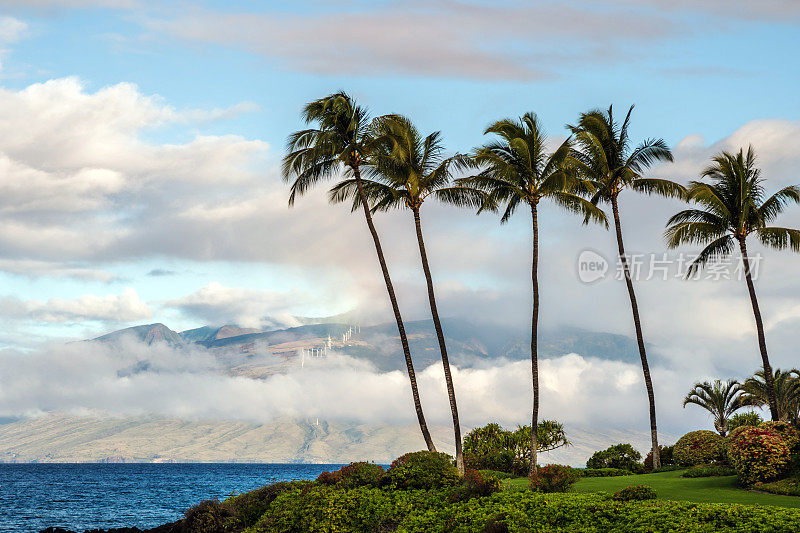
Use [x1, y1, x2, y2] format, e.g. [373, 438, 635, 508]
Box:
[92, 323, 184, 347]
[89, 318, 649, 373]
[0, 414, 673, 466]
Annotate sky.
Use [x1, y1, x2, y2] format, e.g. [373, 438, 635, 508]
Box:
[0, 0, 799, 437]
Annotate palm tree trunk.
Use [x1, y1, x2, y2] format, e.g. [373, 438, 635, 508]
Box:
[738, 237, 780, 421]
[353, 167, 436, 452]
[412, 207, 463, 473]
[529, 203, 540, 476]
[611, 196, 660, 469]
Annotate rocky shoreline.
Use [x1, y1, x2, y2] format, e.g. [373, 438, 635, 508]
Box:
[40, 525, 177, 533]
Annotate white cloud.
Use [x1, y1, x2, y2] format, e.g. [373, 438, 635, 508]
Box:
[0, 287, 151, 322]
[0, 339, 707, 436]
[0, 16, 26, 44]
[164, 282, 317, 329]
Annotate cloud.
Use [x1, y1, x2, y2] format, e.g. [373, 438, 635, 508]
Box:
[0, 338, 711, 436]
[137, 0, 800, 81]
[0, 16, 26, 44]
[0, 287, 151, 323]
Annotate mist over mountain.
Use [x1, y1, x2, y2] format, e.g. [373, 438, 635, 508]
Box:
[89, 317, 649, 374]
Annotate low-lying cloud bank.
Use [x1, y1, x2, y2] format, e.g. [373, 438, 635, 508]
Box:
[0, 339, 714, 435]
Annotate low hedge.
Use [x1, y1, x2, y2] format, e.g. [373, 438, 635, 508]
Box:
[580, 467, 634, 477]
[612, 485, 657, 502]
[753, 478, 800, 496]
[235, 485, 800, 532]
[681, 465, 737, 478]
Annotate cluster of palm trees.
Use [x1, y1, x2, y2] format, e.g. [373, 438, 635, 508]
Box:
[282, 92, 800, 475]
[683, 370, 800, 436]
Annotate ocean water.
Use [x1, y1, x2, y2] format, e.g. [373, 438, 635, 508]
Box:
[0, 463, 345, 533]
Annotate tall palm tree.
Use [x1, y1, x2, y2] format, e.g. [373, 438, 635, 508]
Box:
[329, 115, 481, 473]
[665, 146, 800, 421]
[740, 368, 800, 424]
[682, 379, 743, 436]
[569, 105, 682, 468]
[281, 92, 436, 451]
[461, 112, 608, 474]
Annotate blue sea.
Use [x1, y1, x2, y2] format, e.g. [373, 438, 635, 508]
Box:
[0, 463, 345, 533]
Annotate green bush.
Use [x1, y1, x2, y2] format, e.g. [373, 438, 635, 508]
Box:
[580, 467, 634, 477]
[223, 481, 297, 530]
[753, 478, 800, 496]
[462, 421, 569, 476]
[529, 464, 580, 493]
[728, 426, 790, 485]
[336, 461, 385, 488]
[760, 421, 800, 451]
[728, 411, 763, 431]
[399, 491, 800, 532]
[449, 469, 501, 502]
[643, 445, 674, 471]
[181, 499, 233, 533]
[386, 451, 460, 490]
[478, 469, 517, 480]
[586, 443, 643, 472]
[673, 430, 725, 466]
[681, 465, 736, 478]
[612, 485, 657, 501]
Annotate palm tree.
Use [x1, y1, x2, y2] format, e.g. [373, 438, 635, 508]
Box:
[740, 368, 800, 424]
[281, 92, 436, 451]
[682, 379, 743, 436]
[569, 105, 682, 468]
[665, 146, 800, 421]
[329, 115, 482, 473]
[461, 112, 607, 474]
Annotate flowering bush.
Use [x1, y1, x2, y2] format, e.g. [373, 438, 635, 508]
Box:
[673, 430, 725, 466]
[728, 426, 790, 485]
[612, 485, 657, 501]
[529, 464, 580, 493]
[759, 421, 800, 451]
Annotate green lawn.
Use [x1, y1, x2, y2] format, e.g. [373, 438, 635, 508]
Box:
[503, 470, 800, 509]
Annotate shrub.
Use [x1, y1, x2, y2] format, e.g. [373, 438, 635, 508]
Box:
[611, 485, 657, 501]
[580, 468, 633, 477]
[181, 499, 233, 533]
[449, 469, 501, 502]
[478, 469, 517, 480]
[643, 445, 674, 471]
[224, 481, 297, 530]
[728, 411, 763, 431]
[673, 430, 725, 466]
[529, 464, 580, 493]
[463, 421, 569, 476]
[335, 461, 385, 488]
[753, 478, 800, 496]
[387, 451, 460, 490]
[585, 443, 643, 472]
[681, 465, 736, 478]
[728, 426, 790, 485]
[315, 469, 341, 485]
[759, 421, 800, 451]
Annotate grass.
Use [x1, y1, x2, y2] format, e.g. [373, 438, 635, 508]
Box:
[502, 469, 800, 509]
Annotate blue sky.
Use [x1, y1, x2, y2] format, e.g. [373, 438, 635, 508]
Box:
[0, 0, 799, 354]
[1, 0, 800, 436]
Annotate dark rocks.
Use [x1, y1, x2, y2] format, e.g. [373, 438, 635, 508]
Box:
[40, 523, 178, 533]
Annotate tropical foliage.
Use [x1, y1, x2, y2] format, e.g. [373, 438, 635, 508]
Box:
[740, 369, 800, 424]
[330, 115, 479, 472]
[665, 147, 800, 421]
[682, 379, 743, 436]
[569, 105, 681, 468]
[460, 112, 605, 473]
[462, 421, 569, 476]
[586, 443, 643, 472]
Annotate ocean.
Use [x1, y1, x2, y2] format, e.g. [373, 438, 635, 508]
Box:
[0, 463, 345, 533]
